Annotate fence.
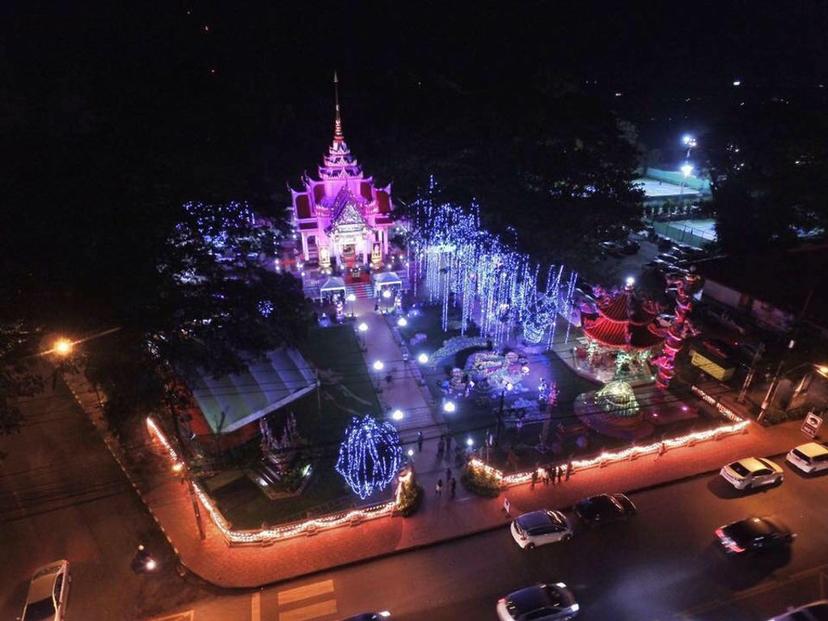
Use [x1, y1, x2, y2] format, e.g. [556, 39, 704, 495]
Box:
[652, 220, 716, 248]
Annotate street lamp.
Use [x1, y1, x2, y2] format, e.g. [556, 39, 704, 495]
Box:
[466, 437, 474, 447]
[53, 337, 74, 357]
[391, 408, 404, 421]
[680, 163, 694, 178]
[397, 317, 408, 328]
[443, 400, 456, 413]
[346, 292, 356, 317]
[417, 353, 429, 364]
[373, 360, 384, 372]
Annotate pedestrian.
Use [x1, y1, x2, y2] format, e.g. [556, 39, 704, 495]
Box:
[446, 467, 452, 483]
[436, 478, 443, 496]
[566, 456, 573, 481]
[450, 477, 457, 499]
[417, 431, 424, 453]
[556, 464, 563, 484]
[531, 469, 538, 490]
[543, 468, 550, 486]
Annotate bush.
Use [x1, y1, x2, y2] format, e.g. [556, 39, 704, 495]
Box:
[396, 482, 424, 517]
[461, 463, 501, 497]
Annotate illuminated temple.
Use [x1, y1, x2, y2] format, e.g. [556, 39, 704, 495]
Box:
[289, 74, 395, 270]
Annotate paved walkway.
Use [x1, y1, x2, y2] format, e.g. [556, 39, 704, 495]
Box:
[65, 360, 813, 588]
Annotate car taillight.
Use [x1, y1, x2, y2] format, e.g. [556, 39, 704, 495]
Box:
[716, 528, 745, 553]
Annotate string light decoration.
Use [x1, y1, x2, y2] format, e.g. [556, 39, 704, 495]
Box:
[654, 269, 702, 389]
[145, 383, 746, 544]
[335, 416, 404, 499]
[408, 177, 578, 346]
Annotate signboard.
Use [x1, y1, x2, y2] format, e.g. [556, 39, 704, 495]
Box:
[689, 349, 735, 381]
[371, 242, 382, 266]
[801, 411, 823, 439]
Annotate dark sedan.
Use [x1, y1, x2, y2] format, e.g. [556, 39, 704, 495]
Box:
[715, 516, 795, 555]
[573, 493, 637, 526]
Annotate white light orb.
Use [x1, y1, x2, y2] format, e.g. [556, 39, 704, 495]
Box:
[358, 322, 369, 333]
[391, 409, 404, 421]
[382, 289, 392, 299]
[466, 437, 474, 447]
[397, 317, 408, 327]
[417, 353, 429, 364]
[443, 400, 456, 413]
[346, 293, 356, 302]
[373, 360, 385, 371]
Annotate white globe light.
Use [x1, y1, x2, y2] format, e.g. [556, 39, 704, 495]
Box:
[466, 437, 474, 447]
[505, 382, 513, 392]
[681, 163, 694, 177]
[625, 276, 635, 288]
[373, 360, 384, 371]
[397, 317, 408, 327]
[382, 289, 392, 299]
[391, 409, 404, 421]
[443, 400, 456, 413]
[358, 322, 369, 333]
[417, 353, 429, 364]
[346, 293, 356, 302]
[407, 448, 414, 457]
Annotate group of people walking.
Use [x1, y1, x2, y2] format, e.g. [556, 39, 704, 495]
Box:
[435, 466, 457, 499]
[530, 461, 571, 489]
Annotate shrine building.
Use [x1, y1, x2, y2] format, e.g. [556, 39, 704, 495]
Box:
[289, 75, 395, 270]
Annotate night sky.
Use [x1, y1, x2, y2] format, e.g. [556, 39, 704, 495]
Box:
[4, 1, 828, 210]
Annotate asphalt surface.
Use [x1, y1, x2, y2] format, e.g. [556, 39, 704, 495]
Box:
[155, 449, 828, 621]
[4, 367, 827, 621]
[0, 370, 203, 621]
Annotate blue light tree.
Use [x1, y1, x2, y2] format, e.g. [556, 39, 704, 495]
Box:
[336, 416, 403, 499]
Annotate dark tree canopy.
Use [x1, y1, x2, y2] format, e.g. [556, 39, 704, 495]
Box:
[705, 100, 828, 254]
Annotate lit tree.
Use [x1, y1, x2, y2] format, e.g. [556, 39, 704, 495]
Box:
[336, 416, 403, 499]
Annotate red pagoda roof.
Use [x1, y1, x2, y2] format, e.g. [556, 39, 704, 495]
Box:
[582, 289, 664, 350]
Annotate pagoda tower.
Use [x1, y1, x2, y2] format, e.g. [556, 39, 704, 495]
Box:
[289, 74, 395, 269]
[581, 278, 665, 353]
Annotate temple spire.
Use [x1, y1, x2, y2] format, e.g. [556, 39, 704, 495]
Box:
[333, 71, 344, 142]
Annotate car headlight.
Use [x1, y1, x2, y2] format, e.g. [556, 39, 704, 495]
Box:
[570, 603, 580, 612]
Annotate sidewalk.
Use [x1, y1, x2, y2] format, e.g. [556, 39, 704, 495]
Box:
[61, 317, 817, 589]
[141, 408, 808, 588]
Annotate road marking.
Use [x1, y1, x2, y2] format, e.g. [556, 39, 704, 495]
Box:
[251, 591, 261, 621]
[146, 612, 193, 621]
[278, 599, 338, 621]
[277, 579, 335, 606]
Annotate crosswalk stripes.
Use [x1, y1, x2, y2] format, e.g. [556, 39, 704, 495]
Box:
[276, 578, 338, 621]
[146, 612, 194, 621]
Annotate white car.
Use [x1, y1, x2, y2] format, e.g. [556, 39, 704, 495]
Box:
[19, 560, 70, 621]
[720, 457, 783, 490]
[786, 443, 828, 474]
[767, 599, 828, 620]
[510, 510, 573, 549]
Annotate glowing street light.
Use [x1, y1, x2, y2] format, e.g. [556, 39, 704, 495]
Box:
[391, 409, 404, 421]
[680, 163, 694, 178]
[466, 437, 474, 447]
[417, 353, 429, 364]
[373, 360, 385, 372]
[681, 134, 697, 147]
[346, 293, 356, 302]
[382, 289, 392, 299]
[53, 338, 74, 357]
[443, 400, 456, 413]
[505, 381, 514, 392]
[397, 317, 408, 327]
[625, 276, 636, 289]
[358, 322, 369, 333]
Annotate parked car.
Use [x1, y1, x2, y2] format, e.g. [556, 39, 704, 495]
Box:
[657, 252, 682, 264]
[720, 457, 784, 490]
[19, 560, 70, 621]
[715, 516, 795, 555]
[340, 613, 391, 621]
[510, 510, 573, 549]
[621, 240, 640, 255]
[497, 583, 579, 621]
[573, 493, 637, 526]
[786, 442, 828, 474]
[767, 600, 828, 621]
[657, 237, 675, 251]
[600, 241, 624, 257]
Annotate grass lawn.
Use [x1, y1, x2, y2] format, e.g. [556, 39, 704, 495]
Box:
[211, 324, 393, 528]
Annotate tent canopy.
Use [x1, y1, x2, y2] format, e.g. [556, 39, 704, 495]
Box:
[320, 276, 346, 293]
[188, 348, 317, 434]
[372, 271, 402, 287]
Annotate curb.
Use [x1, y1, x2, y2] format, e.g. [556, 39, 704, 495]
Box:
[189, 449, 796, 591]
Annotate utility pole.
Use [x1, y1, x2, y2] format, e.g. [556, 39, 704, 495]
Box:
[758, 338, 795, 423]
[737, 343, 765, 404]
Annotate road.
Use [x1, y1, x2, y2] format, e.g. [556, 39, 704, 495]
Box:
[157, 457, 828, 621]
[3, 369, 827, 621]
[0, 368, 203, 621]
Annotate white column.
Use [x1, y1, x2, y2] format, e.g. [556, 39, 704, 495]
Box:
[301, 234, 309, 261]
[382, 228, 389, 255]
[362, 237, 369, 265]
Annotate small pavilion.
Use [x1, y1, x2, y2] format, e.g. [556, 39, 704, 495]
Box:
[576, 279, 665, 382]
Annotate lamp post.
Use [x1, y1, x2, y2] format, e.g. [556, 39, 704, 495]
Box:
[373, 360, 384, 391]
[496, 381, 513, 446]
[357, 321, 368, 350]
[346, 293, 356, 318]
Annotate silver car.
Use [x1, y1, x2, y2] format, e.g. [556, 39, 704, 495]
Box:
[19, 560, 70, 621]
